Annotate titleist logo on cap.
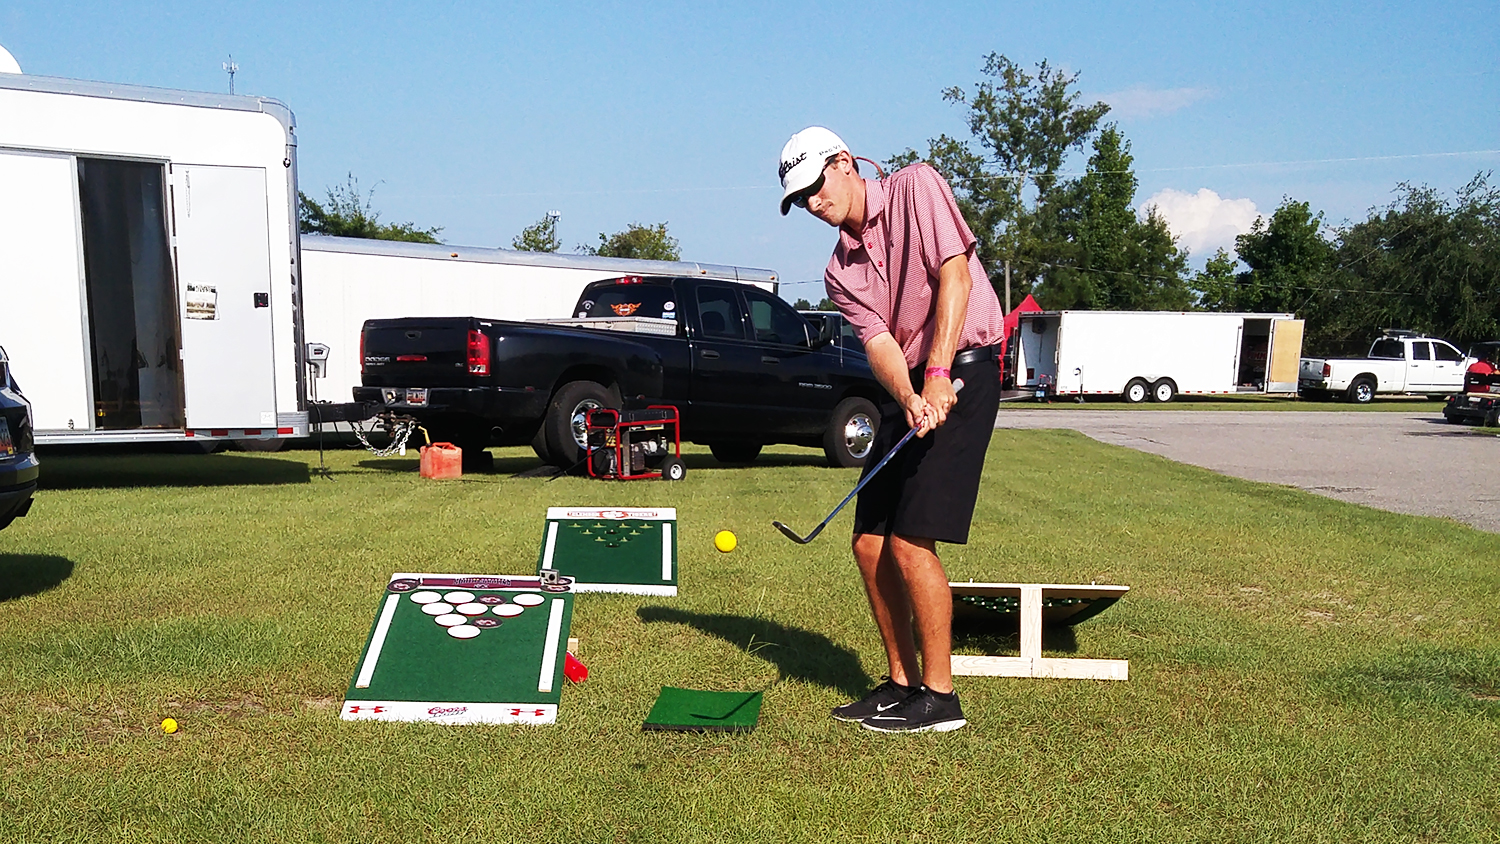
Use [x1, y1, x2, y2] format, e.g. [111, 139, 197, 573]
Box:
[778, 152, 806, 181]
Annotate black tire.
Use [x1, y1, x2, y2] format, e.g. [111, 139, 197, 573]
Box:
[1151, 378, 1178, 403]
[1122, 378, 1149, 404]
[1346, 377, 1376, 404]
[1484, 407, 1500, 429]
[544, 380, 619, 469]
[709, 442, 762, 464]
[824, 397, 878, 468]
[660, 457, 686, 481]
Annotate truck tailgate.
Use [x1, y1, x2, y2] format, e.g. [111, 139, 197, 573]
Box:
[362, 321, 474, 386]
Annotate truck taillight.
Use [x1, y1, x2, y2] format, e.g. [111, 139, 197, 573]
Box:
[1321, 363, 1331, 377]
[467, 330, 490, 374]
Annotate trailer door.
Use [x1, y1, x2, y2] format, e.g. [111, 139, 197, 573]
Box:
[1266, 318, 1304, 393]
[0, 151, 94, 432]
[171, 165, 277, 429]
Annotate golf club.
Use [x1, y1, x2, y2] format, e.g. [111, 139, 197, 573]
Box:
[773, 379, 963, 544]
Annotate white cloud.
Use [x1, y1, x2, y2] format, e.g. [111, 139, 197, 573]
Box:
[1141, 188, 1260, 258]
[1097, 87, 1213, 120]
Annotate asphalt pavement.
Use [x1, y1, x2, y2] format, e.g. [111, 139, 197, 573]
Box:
[994, 409, 1500, 534]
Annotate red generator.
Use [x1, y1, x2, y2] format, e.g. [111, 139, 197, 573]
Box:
[584, 406, 686, 481]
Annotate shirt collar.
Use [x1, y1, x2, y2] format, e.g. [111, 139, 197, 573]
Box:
[838, 177, 885, 253]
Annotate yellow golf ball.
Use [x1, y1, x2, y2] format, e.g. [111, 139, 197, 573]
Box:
[161, 718, 178, 734]
[714, 530, 737, 553]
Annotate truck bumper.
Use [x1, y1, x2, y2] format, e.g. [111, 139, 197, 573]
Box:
[353, 386, 550, 443]
[0, 453, 39, 525]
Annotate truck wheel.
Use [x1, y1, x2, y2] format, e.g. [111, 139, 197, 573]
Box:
[1123, 379, 1149, 404]
[1151, 379, 1177, 403]
[1485, 407, 1500, 429]
[660, 457, 687, 481]
[824, 397, 878, 468]
[545, 380, 619, 469]
[709, 442, 762, 464]
[1346, 377, 1376, 404]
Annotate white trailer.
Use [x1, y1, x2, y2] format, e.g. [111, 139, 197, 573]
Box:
[0, 73, 309, 445]
[1013, 310, 1305, 402]
[300, 236, 778, 409]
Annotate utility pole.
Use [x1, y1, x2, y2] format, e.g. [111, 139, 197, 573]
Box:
[223, 55, 238, 95]
[1004, 259, 1012, 314]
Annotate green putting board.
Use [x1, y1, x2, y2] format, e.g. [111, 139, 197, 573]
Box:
[342, 573, 574, 725]
[538, 507, 678, 596]
[642, 687, 763, 733]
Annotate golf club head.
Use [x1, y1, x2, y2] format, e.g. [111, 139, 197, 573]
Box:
[772, 520, 818, 544]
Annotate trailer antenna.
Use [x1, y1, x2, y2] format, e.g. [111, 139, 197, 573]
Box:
[223, 55, 238, 95]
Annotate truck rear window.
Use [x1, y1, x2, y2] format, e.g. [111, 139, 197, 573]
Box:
[1370, 339, 1404, 359]
[577, 284, 678, 321]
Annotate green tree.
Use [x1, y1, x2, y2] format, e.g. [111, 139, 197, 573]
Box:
[1316, 173, 1500, 353]
[889, 53, 1111, 301]
[579, 222, 680, 261]
[816, 297, 838, 311]
[298, 173, 441, 243]
[1035, 127, 1190, 310]
[512, 213, 561, 252]
[792, 297, 812, 310]
[1230, 199, 1335, 315]
[1191, 248, 1241, 310]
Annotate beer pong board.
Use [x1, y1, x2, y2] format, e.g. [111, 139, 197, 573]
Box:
[342, 573, 575, 725]
[537, 507, 678, 596]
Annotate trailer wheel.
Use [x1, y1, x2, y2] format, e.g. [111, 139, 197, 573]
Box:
[1123, 379, 1149, 404]
[1346, 377, 1376, 404]
[1151, 379, 1178, 403]
[824, 397, 878, 468]
[545, 380, 619, 469]
[709, 442, 762, 464]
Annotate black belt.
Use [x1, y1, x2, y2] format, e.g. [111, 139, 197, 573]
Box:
[951, 345, 999, 367]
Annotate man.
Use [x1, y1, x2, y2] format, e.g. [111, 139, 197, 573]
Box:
[778, 127, 1005, 733]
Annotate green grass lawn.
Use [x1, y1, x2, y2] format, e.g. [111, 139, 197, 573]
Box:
[3, 434, 1497, 843]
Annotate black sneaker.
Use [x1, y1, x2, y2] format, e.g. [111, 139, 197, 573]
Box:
[859, 685, 967, 733]
[831, 677, 917, 722]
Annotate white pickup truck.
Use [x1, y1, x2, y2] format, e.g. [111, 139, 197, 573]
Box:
[1299, 332, 1473, 403]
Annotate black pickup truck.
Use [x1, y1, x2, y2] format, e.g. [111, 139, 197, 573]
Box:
[355, 275, 883, 469]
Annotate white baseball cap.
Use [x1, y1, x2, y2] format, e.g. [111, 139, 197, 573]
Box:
[778, 126, 849, 215]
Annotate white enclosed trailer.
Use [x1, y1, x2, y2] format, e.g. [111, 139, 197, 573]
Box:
[0, 73, 309, 444]
[300, 236, 778, 408]
[1013, 310, 1305, 402]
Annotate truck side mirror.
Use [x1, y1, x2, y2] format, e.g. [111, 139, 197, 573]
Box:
[811, 319, 836, 348]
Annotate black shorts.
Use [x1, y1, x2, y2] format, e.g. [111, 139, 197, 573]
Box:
[851, 350, 1000, 545]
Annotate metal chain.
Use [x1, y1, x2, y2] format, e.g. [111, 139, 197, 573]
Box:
[351, 416, 419, 457]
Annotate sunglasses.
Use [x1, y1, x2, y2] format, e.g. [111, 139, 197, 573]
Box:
[790, 173, 826, 209]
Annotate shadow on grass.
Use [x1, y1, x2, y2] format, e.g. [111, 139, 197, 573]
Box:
[678, 451, 839, 471]
[952, 620, 1080, 655]
[37, 453, 310, 490]
[356, 455, 547, 475]
[0, 554, 75, 601]
[637, 606, 872, 698]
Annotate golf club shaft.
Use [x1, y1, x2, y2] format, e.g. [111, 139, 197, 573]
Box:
[776, 379, 963, 543]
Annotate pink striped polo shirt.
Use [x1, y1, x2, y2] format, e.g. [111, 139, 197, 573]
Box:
[823, 163, 1005, 370]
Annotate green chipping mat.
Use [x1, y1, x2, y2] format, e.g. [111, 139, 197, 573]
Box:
[642, 687, 763, 733]
[342, 573, 575, 725]
[538, 507, 678, 596]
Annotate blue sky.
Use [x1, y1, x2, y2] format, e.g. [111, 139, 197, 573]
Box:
[3, 1, 1495, 303]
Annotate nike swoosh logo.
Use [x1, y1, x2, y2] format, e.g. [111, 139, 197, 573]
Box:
[875, 702, 900, 712]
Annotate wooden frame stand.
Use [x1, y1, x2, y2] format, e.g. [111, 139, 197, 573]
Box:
[949, 583, 1129, 681]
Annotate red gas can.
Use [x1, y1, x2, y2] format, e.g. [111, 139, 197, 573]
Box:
[419, 442, 463, 480]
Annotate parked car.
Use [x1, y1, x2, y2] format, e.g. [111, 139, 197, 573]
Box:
[356, 275, 883, 469]
[1442, 341, 1500, 426]
[1299, 331, 1472, 403]
[0, 346, 39, 531]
